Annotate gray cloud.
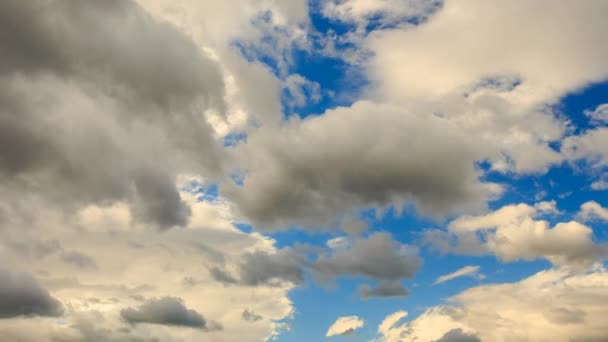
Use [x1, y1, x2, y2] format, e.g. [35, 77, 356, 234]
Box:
[242, 309, 263, 322]
[211, 248, 305, 287]
[61, 251, 98, 270]
[0, 267, 63, 318]
[315, 232, 421, 282]
[4, 238, 62, 260]
[226, 101, 497, 230]
[0, 0, 226, 230]
[435, 329, 481, 342]
[120, 297, 210, 329]
[211, 233, 421, 292]
[358, 281, 409, 299]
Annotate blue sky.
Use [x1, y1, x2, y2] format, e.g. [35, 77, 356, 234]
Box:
[1, 1, 607, 341]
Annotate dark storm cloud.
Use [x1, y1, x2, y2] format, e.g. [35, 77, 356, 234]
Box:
[0, 0, 227, 229]
[120, 297, 211, 329]
[0, 267, 63, 318]
[358, 281, 409, 299]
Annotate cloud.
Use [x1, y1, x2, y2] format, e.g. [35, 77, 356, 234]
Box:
[211, 248, 305, 287]
[578, 201, 608, 222]
[326, 315, 364, 337]
[426, 202, 606, 267]
[433, 266, 482, 285]
[321, 0, 441, 29]
[591, 179, 608, 191]
[228, 101, 500, 229]
[435, 329, 481, 342]
[210, 232, 420, 296]
[0, 267, 63, 318]
[358, 281, 409, 299]
[0, 0, 227, 230]
[375, 266, 608, 341]
[120, 297, 210, 329]
[242, 309, 263, 322]
[315, 232, 421, 282]
[585, 103, 608, 125]
[60, 251, 98, 270]
[562, 128, 608, 169]
[367, 0, 608, 106]
[0, 183, 296, 341]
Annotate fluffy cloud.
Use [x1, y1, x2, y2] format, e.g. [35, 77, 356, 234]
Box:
[121, 297, 211, 329]
[375, 266, 608, 341]
[579, 201, 608, 222]
[212, 232, 421, 297]
[210, 248, 305, 287]
[228, 101, 500, 229]
[0, 183, 294, 341]
[0, 267, 63, 318]
[220, 0, 608, 230]
[433, 266, 482, 286]
[0, 0, 229, 230]
[426, 202, 606, 267]
[562, 128, 608, 169]
[326, 315, 364, 337]
[367, 0, 608, 106]
[315, 232, 421, 283]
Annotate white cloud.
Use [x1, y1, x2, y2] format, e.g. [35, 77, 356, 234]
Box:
[366, 0, 608, 107]
[433, 266, 482, 285]
[591, 179, 608, 191]
[585, 103, 608, 125]
[427, 202, 605, 267]
[375, 266, 608, 342]
[326, 315, 364, 337]
[579, 201, 608, 222]
[562, 127, 608, 168]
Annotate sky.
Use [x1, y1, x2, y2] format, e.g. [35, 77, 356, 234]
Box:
[0, 0, 607, 341]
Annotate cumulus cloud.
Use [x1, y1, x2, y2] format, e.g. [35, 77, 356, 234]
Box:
[211, 248, 305, 287]
[326, 315, 364, 337]
[0, 182, 296, 341]
[228, 101, 500, 229]
[315, 232, 421, 282]
[120, 297, 210, 329]
[375, 266, 608, 341]
[367, 0, 608, 106]
[578, 201, 608, 222]
[426, 202, 606, 267]
[0, 267, 63, 318]
[562, 128, 608, 169]
[211, 232, 421, 296]
[433, 266, 482, 286]
[0, 0, 229, 230]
